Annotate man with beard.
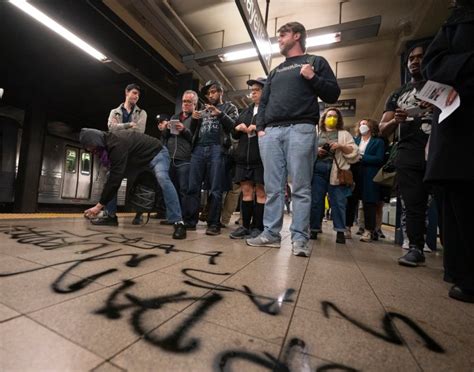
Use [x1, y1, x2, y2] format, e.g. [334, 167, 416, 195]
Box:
[183, 81, 238, 235]
[379, 43, 433, 267]
[246, 21, 340, 257]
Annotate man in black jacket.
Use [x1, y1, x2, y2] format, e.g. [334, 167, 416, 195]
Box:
[162, 90, 196, 207]
[246, 22, 340, 257]
[379, 43, 433, 267]
[183, 80, 238, 235]
[80, 128, 186, 239]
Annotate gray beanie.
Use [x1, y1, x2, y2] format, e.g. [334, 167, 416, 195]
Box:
[79, 128, 106, 148]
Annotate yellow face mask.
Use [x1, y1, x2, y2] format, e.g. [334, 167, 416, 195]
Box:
[325, 116, 338, 129]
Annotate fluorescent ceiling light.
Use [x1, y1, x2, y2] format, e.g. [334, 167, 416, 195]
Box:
[9, 0, 108, 62]
[220, 32, 340, 62]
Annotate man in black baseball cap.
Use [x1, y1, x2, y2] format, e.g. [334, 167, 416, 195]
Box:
[200, 80, 224, 96]
[183, 79, 238, 236]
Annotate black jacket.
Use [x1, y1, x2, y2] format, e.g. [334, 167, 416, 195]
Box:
[100, 131, 162, 205]
[162, 112, 193, 161]
[422, 7, 474, 183]
[190, 101, 238, 150]
[257, 54, 340, 131]
[232, 103, 262, 168]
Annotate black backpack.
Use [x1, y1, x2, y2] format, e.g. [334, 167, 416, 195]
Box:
[128, 171, 158, 224]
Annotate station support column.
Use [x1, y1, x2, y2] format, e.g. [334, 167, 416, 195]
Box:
[14, 88, 47, 212]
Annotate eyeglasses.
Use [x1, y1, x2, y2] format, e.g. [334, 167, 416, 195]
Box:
[182, 99, 194, 104]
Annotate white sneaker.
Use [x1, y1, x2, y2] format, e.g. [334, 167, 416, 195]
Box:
[423, 244, 433, 253]
[246, 233, 281, 248]
[292, 241, 311, 257]
[360, 231, 372, 242]
[402, 238, 410, 250]
[345, 228, 352, 239]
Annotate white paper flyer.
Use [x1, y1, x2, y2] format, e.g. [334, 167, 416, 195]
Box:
[415, 80, 461, 123]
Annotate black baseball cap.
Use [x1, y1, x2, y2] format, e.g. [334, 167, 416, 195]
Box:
[156, 114, 170, 122]
[246, 77, 266, 87]
[201, 80, 223, 95]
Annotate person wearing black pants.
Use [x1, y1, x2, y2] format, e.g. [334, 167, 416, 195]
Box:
[354, 119, 385, 242]
[422, 0, 474, 302]
[396, 167, 430, 248]
[229, 77, 266, 239]
[379, 43, 432, 266]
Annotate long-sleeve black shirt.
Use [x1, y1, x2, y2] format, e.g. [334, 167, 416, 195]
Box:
[257, 54, 340, 131]
[162, 112, 193, 161]
[100, 131, 162, 205]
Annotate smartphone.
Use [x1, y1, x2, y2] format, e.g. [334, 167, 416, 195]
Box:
[169, 119, 180, 135]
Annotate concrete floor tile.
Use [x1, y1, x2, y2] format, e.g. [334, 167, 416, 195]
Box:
[181, 284, 295, 345]
[297, 261, 385, 322]
[1, 217, 472, 370]
[0, 255, 105, 313]
[91, 361, 126, 372]
[29, 277, 182, 359]
[159, 243, 267, 277]
[111, 314, 281, 371]
[0, 316, 103, 371]
[0, 303, 20, 322]
[393, 315, 474, 371]
[286, 306, 421, 371]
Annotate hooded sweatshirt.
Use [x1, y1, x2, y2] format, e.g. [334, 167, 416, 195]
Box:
[79, 128, 162, 205]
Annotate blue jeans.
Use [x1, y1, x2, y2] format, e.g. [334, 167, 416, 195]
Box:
[184, 144, 223, 227]
[149, 148, 182, 223]
[310, 159, 351, 232]
[258, 124, 317, 242]
[169, 159, 190, 207]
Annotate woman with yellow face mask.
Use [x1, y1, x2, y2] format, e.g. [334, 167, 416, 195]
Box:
[310, 108, 359, 244]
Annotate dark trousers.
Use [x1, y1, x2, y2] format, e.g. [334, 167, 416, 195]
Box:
[442, 184, 474, 291]
[184, 144, 223, 227]
[169, 159, 190, 208]
[397, 167, 430, 249]
[363, 202, 376, 231]
[346, 195, 359, 228]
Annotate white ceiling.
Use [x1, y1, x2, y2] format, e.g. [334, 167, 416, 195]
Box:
[106, 0, 450, 126]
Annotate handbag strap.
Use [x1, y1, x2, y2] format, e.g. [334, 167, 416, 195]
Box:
[333, 151, 343, 171]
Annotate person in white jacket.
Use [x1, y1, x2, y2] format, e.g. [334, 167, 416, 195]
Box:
[310, 107, 359, 244]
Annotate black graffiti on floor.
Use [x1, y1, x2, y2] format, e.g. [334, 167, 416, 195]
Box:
[94, 279, 223, 353]
[322, 301, 445, 353]
[182, 268, 295, 315]
[0, 225, 222, 264]
[215, 337, 358, 371]
[104, 234, 222, 265]
[0, 225, 108, 251]
[0, 249, 157, 293]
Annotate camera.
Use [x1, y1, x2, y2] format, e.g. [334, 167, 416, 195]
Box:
[322, 143, 332, 152]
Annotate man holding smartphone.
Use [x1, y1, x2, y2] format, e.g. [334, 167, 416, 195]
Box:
[183, 81, 238, 235]
[160, 91, 196, 211]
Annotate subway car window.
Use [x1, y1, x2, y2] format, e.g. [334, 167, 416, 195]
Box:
[65, 148, 77, 173]
[80, 152, 91, 175]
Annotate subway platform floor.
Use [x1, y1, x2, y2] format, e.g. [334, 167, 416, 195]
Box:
[0, 214, 473, 371]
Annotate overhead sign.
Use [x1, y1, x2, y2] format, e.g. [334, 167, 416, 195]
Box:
[235, 0, 272, 74]
[319, 99, 356, 117]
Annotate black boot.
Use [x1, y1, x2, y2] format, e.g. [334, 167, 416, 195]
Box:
[336, 232, 345, 244]
[173, 223, 186, 239]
